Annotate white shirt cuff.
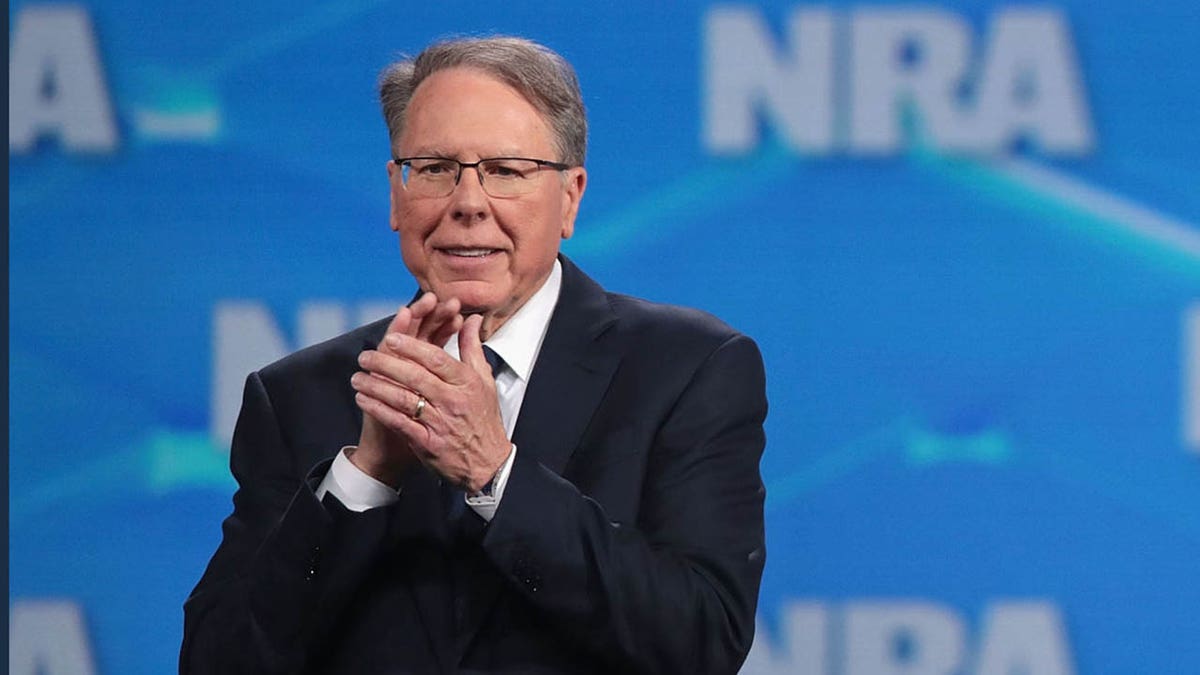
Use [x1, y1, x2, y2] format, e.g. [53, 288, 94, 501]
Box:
[314, 446, 401, 512]
[465, 444, 517, 522]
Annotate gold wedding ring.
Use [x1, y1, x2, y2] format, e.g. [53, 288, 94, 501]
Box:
[413, 395, 427, 420]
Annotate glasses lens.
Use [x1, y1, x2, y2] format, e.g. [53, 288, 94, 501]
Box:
[479, 159, 542, 197]
[402, 159, 458, 196]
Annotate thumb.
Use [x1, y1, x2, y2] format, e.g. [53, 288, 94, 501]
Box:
[458, 314, 491, 380]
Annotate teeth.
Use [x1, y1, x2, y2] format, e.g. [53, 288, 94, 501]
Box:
[447, 249, 494, 257]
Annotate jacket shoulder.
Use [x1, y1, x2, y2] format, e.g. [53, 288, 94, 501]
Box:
[606, 292, 749, 351]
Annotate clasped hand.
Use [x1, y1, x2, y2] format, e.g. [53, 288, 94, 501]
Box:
[349, 293, 510, 493]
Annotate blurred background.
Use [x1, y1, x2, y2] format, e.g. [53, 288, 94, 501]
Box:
[9, 1, 1199, 673]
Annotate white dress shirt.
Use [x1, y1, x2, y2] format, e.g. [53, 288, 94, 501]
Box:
[316, 259, 562, 522]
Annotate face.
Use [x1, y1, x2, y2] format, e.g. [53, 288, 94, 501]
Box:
[389, 67, 586, 336]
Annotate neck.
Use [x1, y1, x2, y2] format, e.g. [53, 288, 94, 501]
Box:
[476, 313, 505, 342]
[466, 302, 520, 342]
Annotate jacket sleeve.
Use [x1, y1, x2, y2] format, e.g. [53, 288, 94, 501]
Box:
[480, 333, 768, 674]
[179, 371, 394, 674]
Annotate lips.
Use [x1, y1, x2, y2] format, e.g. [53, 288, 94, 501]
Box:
[434, 247, 505, 270]
[441, 247, 498, 257]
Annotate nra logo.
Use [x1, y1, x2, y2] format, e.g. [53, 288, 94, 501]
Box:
[704, 6, 1094, 156]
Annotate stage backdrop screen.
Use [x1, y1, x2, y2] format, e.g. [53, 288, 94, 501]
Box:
[10, 2, 1200, 673]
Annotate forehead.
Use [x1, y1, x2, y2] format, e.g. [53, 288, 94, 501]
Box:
[399, 67, 556, 158]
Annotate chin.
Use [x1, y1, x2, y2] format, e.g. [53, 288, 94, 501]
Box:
[435, 280, 505, 314]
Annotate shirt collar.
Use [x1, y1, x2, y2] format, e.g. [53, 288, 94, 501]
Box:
[444, 258, 561, 382]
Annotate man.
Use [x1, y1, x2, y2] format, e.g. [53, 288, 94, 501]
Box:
[182, 36, 767, 674]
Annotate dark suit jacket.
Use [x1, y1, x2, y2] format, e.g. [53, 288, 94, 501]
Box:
[181, 256, 767, 674]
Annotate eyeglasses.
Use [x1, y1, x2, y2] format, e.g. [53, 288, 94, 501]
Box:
[392, 156, 572, 198]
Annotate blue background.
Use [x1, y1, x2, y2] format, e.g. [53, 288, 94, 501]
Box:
[9, 1, 1200, 673]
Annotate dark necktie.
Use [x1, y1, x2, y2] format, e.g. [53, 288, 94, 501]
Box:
[481, 344, 504, 379]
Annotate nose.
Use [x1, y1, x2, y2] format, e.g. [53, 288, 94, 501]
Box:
[449, 165, 490, 222]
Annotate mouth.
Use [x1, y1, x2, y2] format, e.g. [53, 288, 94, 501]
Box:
[439, 247, 500, 258]
[434, 247, 505, 271]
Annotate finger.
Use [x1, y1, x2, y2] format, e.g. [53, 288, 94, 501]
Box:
[458, 314, 493, 381]
[386, 306, 413, 339]
[416, 296, 462, 345]
[351, 371, 427, 421]
[358, 348, 447, 395]
[382, 333, 469, 386]
[404, 292, 439, 336]
[354, 391, 430, 445]
[428, 310, 464, 351]
[376, 306, 413, 358]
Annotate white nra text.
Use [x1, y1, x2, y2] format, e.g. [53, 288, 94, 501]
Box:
[704, 6, 1094, 156]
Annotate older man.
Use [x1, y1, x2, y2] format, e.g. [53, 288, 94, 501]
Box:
[182, 36, 767, 674]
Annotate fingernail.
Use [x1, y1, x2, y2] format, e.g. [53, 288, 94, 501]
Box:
[386, 334, 403, 348]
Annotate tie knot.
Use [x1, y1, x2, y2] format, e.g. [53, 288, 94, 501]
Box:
[481, 345, 504, 379]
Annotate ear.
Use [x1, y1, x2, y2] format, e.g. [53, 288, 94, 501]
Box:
[387, 160, 402, 232]
[559, 166, 587, 240]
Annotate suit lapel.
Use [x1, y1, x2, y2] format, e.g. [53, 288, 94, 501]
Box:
[455, 256, 623, 658]
[511, 256, 621, 473]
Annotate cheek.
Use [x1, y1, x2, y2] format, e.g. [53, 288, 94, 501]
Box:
[509, 206, 567, 271]
[395, 205, 439, 268]
[397, 237, 425, 277]
[396, 202, 438, 239]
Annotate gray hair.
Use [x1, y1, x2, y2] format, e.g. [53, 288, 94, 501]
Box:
[379, 36, 587, 166]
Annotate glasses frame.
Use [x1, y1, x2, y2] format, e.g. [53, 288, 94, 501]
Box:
[392, 156, 573, 198]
